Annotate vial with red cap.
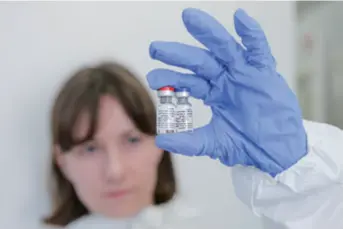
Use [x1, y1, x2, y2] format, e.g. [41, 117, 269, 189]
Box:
[157, 86, 176, 134]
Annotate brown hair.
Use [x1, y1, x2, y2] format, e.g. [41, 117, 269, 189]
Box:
[44, 62, 176, 226]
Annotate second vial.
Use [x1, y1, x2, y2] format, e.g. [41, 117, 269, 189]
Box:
[175, 88, 193, 133]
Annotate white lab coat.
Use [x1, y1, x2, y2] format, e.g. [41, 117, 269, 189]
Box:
[63, 197, 208, 229]
[38, 120, 343, 229]
[232, 120, 343, 228]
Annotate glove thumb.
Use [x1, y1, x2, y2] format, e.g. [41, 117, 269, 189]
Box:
[155, 126, 214, 157]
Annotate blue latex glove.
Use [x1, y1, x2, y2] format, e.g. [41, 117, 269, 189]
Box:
[147, 8, 307, 177]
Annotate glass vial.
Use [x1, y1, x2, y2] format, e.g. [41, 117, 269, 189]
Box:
[175, 88, 193, 133]
[157, 86, 176, 134]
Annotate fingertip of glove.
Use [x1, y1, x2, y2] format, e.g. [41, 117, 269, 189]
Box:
[182, 8, 208, 28]
[149, 42, 158, 59]
[234, 8, 248, 19]
[146, 69, 163, 89]
[182, 8, 200, 21]
[234, 8, 260, 29]
[233, 8, 250, 26]
[155, 133, 184, 149]
[145, 70, 155, 89]
[155, 134, 173, 150]
[155, 132, 198, 155]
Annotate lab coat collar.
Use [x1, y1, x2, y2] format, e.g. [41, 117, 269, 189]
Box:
[65, 203, 166, 229]
[65, 195, 198, 229]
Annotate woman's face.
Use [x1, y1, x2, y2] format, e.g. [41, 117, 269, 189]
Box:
[55, 95, 163, 218]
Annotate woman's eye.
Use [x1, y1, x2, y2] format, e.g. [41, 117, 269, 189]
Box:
[128, 137, 140, 144]
[84, 144, 97, 153]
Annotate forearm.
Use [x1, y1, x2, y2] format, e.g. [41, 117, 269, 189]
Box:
[232, 120, 343, 227]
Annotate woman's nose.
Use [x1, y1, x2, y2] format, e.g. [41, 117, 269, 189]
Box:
[104, 149, 126, 183]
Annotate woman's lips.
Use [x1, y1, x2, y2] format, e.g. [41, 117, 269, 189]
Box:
[103, 189, 130, 198]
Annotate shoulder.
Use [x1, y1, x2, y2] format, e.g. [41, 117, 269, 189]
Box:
[151, 195, 212, 229]
[63, 195, 211, 229]
[63, 214, 127, 229]
[159, 195, 200, 221]
[20, 222, 63, 229]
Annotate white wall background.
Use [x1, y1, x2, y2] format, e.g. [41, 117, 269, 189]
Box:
[0, 1, 296, 228]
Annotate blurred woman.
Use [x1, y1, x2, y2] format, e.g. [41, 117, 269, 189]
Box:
[44, 62, 198, 228]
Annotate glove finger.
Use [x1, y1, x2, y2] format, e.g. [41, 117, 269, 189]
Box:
[147, 68, 211, 100]
[149, 41, 223, 80]
[182, 8, 246, 68]
[234, 9, 276, 69]
[155, 125, 215, 157]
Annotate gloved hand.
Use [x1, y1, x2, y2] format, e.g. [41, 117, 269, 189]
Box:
[147, 8, 307, 177]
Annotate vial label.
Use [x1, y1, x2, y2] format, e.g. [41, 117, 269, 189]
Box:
[176, 106, 193, 132]
[157, 104, 176, 134]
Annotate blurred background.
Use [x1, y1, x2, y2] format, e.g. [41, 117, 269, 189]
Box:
[0, 1, 342, 229]
[296, 1, 343, 128]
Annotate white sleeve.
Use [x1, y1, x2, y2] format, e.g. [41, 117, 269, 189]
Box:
[231, 120, 343, 229]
